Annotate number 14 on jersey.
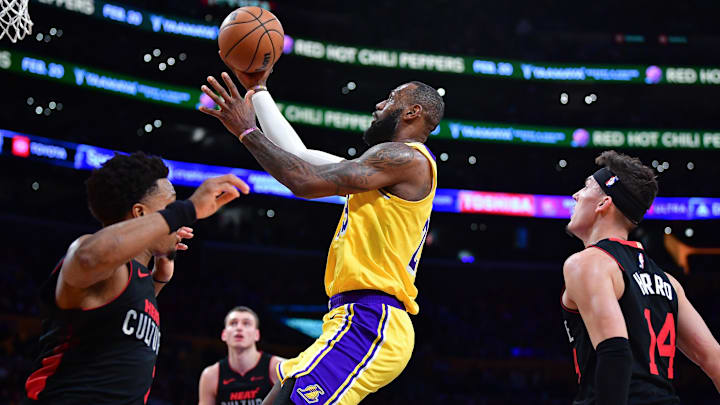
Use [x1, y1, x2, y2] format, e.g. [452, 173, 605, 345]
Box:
[644, 308, 676, 379]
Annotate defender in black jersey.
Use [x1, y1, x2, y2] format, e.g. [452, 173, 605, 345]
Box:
[23, 152, 249, 405]
[562, 151, 720, 405]
[199, 306, 284, 405]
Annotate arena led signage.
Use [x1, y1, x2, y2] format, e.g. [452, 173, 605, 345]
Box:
[4, 49, 200, 108]
[3, 49, 720, 151]
[2, 129, 719, 221]
[31, 0, 720, 86]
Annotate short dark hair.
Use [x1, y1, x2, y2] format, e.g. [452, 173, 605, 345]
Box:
[595, 150, 658, 212]
[224, 306, 260, 329]
[409, 81, 445, 130]
[86, 152, 169, 226]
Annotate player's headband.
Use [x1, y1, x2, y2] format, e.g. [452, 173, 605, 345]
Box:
[592, 167, 648, 225]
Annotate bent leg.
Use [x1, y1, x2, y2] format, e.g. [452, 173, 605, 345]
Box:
[280, 304, 414, 405]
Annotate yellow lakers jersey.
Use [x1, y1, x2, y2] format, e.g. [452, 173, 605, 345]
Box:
[324, 142, 437, 315]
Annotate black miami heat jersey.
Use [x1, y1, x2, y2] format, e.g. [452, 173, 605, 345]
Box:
[24, 259, 160, 405]
[562, 238, 680, 405]
[216, 353, 274, 405]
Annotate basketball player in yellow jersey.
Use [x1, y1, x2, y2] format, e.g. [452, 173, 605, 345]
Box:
[199, 69, 443, 405]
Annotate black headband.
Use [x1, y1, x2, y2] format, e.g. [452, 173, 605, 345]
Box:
[592, 167, 647, 224]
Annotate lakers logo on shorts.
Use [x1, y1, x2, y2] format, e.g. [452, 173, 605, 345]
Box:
[296, 384, 325, 403]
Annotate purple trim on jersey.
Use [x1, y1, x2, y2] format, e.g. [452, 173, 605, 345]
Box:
[378, 189, 392, 200]
[421, 144, 436, 161]
[328, 304, 389, 404]
[291, 304, 385, 405]
[291, 304, 354, 378]
[329, 290, 405, 311]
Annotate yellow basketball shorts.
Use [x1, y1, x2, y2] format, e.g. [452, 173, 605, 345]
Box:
[276, 298, 414, 405]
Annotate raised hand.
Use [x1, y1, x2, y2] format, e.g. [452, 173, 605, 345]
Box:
[198, 72, 257, 139]
[188, 174, 250, 219]
[152, 226, 193, 286]
[175, 226, 193, 251]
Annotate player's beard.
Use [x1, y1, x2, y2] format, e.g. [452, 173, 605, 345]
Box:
[363, 109, 401, 146]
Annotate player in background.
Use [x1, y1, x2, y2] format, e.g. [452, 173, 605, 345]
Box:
[199, 306, 284, 405]
[561, 150, 720, 405]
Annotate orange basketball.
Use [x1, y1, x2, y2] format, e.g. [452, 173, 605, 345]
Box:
[218, 7, 284, 73]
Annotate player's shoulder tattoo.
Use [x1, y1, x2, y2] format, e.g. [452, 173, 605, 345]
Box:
[362, 142, 418, 170]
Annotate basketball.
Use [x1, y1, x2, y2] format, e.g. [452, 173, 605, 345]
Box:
[218, 7, 284, 73]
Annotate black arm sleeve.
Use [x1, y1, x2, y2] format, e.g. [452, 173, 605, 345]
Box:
[595, 336, 633, 405]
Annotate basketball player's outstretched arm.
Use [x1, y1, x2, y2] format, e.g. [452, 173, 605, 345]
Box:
[564, 248, 632, 405]
[666, 274, 720, 392]
[251, 90, 344, 165]
[61, 175, 248, 289]
[223, 61, 344, 165]
[199, 75, 426, 199]
[242, 134, 422, 198]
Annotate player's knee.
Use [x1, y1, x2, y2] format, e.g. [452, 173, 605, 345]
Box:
[268, 378, 295, 405]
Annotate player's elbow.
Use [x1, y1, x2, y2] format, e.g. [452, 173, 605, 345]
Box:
[698, 345, 720, 378]
[294, 188, 324, 199]
[64, 252, 100, 289]
[71, 243, 112, 286]
[285, 181, 310, 198]
[290, 182, 330, 199]
[74, 245, 102, 273]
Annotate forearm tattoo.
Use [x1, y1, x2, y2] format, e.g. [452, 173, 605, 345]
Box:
[242, 130, 415, 195]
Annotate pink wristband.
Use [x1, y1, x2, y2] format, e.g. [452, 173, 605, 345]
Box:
[238, 127, 258, 141]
